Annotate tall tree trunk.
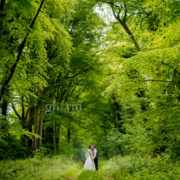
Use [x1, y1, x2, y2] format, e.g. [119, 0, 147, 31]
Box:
[67, 126, 71, 150]
[31, 98, 46, 150]
[53, 120, 57, 153]
[25, 103, 34, 148]
[0, 88, 9, 131]
[53, 119, 60, 153]
[56, 123, 60, 151]
[32, 104, 40, 150]
[39, 102, 45, 146]
[0, 0, 45, 102]
[0, 98, 8, 131]
[112, 95, 124, 133]
[67, 127, 71, 144]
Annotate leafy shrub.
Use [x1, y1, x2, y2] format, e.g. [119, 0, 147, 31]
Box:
[33, 146, 50, 159]
[0, 135, 30, 160]
[99, 128, 129, 158]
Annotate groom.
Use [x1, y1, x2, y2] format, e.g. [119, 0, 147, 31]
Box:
[93, 145, 98, 171]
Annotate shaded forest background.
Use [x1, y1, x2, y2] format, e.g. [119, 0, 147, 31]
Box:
[0, 0, 180, 179]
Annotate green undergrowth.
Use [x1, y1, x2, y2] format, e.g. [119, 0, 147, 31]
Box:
[77, 155, 180, 180]
[0, 155, 82, 180]
[0, 154, 180, 180]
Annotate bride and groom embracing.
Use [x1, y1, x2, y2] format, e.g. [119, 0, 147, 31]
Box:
[83, 145, 98, 171]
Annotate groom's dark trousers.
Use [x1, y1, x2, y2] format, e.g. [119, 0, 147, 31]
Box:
[94, 157, 98, 171]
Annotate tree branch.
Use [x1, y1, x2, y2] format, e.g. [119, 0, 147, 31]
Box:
[144, 79, 171, 82]
[109, 2, 123, 24]
[0, 0, 45, 102]
[123, 0, 127, 22]
[21, 96, 25, 120]
[108, 2, 140, 51]
[11, 103, 22, 120]
[64, 68, 91, 79]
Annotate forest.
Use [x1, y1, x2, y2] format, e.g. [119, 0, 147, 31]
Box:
[0, 0, 180, 179]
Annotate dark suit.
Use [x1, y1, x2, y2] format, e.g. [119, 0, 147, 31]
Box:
[94, 148, 98, 171]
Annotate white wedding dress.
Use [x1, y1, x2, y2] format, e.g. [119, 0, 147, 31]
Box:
[83, 149, 95, 170]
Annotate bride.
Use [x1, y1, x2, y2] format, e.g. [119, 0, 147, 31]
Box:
[83, 145, 95, 170]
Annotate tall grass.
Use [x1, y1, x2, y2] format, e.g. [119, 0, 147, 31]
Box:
[0, 154, 180, 180]
[77, 154, 180, 180]
[0, 155, 82, 180]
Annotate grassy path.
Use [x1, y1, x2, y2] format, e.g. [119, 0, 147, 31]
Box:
[72, 160, 114, 180]
[0, 155, 108, 180]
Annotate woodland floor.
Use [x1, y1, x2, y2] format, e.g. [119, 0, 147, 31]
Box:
[0, 155, 180, 180]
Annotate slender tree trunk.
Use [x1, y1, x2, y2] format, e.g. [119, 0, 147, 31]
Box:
[1, 99, 8, 131]
[53, 120, 57, 153]
[110, 3, 141, 51]
[21, 96, 26, 128]
[0, 88, 9, 131]
[31, 90, 46, 149]
[0, 0, 45, 102]
[1, 99, 8, 118]
[114, 100, 123, 131]
[0, 0, 5, 11]
[32, 104, 40, 150]
[67, 126, 71, 150]
[121, 22, 141, 51]
[39, 102, 45, 146]
[26, 103, 34, 148]
[53, 120, 60, 152]
[67, 127, 71, 144]
[56, 124, 60, 151]
[32, 98, 46, 150]
[168, 68, 180, 94]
